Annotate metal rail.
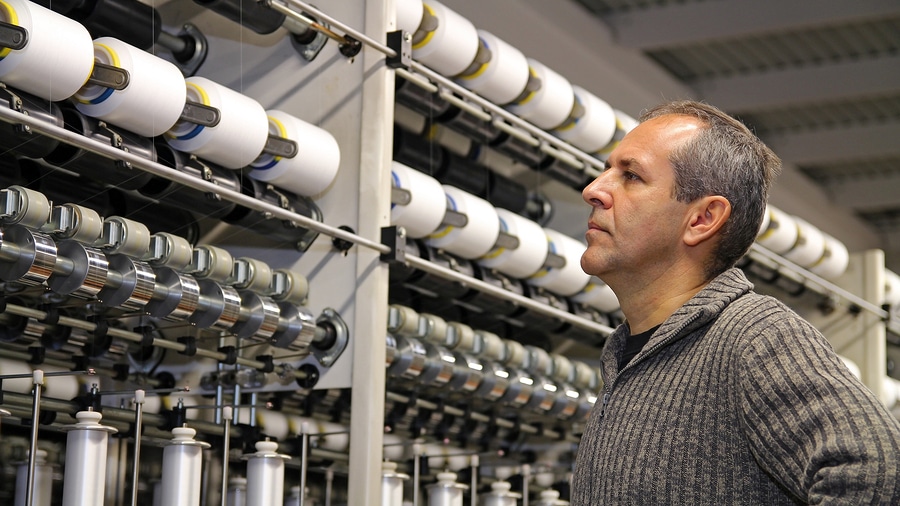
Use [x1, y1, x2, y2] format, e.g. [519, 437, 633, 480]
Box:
[748, 243, 900, 337]
[0, 301, 310, 380]
[276, 0, 606, 177]
[405, 255, 614, 336]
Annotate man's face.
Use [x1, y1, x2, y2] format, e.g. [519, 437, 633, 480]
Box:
[580, 115, 703, 281]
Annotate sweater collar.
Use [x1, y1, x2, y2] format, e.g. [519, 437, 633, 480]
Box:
[601, 268, 754, 382]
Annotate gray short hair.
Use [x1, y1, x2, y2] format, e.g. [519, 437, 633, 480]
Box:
[640, 100, 782, 279]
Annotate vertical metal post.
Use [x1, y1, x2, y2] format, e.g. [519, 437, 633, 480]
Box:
[215, 341, 225, 425]
[470, 454, 479, 506]
[249, 392, 258, 427]
[522, 464, 531, 506]
[25, 369, 44, 506]
[299, 422, 309, 506]
[220, 406, 233, 506]
[324, 468, 334, 506]
[130, 390, 145, 506]
[232, 379, 241, 424]
[412, 442, 421, 506]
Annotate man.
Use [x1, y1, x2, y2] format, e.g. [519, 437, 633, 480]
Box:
[571, 100, 900, 504]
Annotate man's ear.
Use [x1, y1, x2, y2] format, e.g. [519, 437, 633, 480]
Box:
[684, 196, 731, 247]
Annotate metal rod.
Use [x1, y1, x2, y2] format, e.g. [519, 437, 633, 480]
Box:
[220, 406, 233, 506]
[0, 369, 95, 380]
[279, 0, 389, 53]
[265, 1, 349, 45]
[232, 381, 241, 425]
[384, 391, 577, 442]
[0, 106, 388, 254]
[249, 392, 258, 428]
[412, 442, 421, 506]
[471, 455, 479, 506]
[324, 468, 333, 506]
[98, 387, 188, 397]
[404, 255, 615, 336]
[398, 65, 604, 176]
[748, 242, 889, 318]
[25, 370, 43, 506]
[215, 346, 225, 425]
[299, 422, 309, 506]
[130, 390, 145, 506]
[0, 301, 309, 380]
[521, 463, 530, 506]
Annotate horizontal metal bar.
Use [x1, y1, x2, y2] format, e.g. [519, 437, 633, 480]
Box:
[0, 105, 390, 255]
[280, 0, 395, 56]
[0, 391, 349, 460]
[747, 243, 888, 319]
[0, 302, 308, 380]
[385, 390, 580, 443]
[404, 255, 615, 336]
[402, 63, 605, 174]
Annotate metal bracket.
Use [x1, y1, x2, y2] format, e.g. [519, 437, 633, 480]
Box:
[87, 62, 130, 91]
[493, 231, 520, 250]
[543, 252, 567, 270]
[441, 209, 468, 228]
[390, 186, 412, 206]
[290, 16, 329, 62]
[155, 24, 208, 77]
[313, 308, 348, 368]
[180, 101, 220, 128]
[381, 226, 407, 264]
[261, 134, 299, 158]
[0, 83, 31, 134]
[0, 21, 27, 51]
[386, 30, 411, 69]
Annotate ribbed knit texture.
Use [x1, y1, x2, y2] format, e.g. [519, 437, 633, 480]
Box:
[572, 268, 900, 505]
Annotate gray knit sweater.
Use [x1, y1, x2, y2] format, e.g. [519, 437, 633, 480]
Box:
[571, 268, 900, 504]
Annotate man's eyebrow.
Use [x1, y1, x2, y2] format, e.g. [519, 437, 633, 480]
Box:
[619, 157, 643, 171]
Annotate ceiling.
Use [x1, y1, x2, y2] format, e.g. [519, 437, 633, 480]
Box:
[441, 0, 900, 272]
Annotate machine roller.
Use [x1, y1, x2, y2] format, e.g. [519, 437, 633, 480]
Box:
[0, 186, 333, 354]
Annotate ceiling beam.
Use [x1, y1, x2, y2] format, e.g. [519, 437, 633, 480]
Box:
[693, 55, 900, 112]
[825, 173, 900, 212]
[606, 0, 900, 50]
[762, 121, 900, 165]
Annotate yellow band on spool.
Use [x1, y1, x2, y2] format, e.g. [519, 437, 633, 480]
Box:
[0, 0, 20, 59]
[411, 3, 436, 50]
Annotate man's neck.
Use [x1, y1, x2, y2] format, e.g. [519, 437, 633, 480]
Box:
[613, 266, 710, 335]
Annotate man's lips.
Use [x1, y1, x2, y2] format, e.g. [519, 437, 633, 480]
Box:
[588, 222, 607, 233]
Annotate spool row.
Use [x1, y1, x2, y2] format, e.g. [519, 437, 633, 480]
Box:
[0, 0, 339, 194]
[0, 185, 329, 351]
[756, 204, 850, 281]
[387, 303, 601, 391]
[402, 0, 635, 160]
[391, 161, 619, 312]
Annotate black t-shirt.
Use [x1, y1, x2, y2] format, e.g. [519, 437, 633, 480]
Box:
[619, 324, 661, 370]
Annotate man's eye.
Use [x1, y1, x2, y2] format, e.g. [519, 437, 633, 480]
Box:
[624, 171, 641, 181]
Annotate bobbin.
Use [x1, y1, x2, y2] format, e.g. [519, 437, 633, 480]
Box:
[47, 239, 109, 299]
[231, 290, 280, 340]
[190, 278, 242, 331]
[144, 267, 201, 321]
[46, 203, 104, 244]
[97, 216, 152, 259]
[0, 225, 57, 286]
[190, 245, 234, 283]
[97, 254, 156, 311]
[270, 303, 317, 352]
[387, 335, 428, 380]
